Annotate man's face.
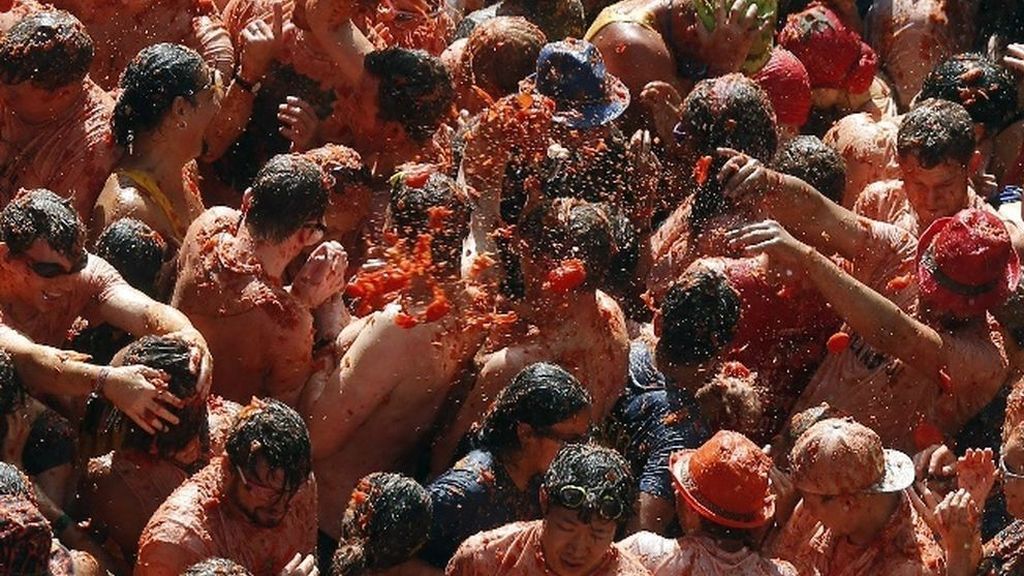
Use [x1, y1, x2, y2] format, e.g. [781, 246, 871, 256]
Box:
[900, 154, 970, 231]
[799, 490, 864, 536]
[522, 411, 591, 476]
[540, 505, 616, 576]
[229, 460, 299, 528]
[4, 239, 87, 297]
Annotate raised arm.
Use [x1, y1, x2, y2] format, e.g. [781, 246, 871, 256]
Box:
[718, 148, 873, 259]
[727, 220, 945, 378]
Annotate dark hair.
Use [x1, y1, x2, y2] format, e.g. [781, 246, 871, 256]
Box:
[95, 218, 168, 298]
[0, 463, 31, 499]
[0, 350, 26, 446]
[897, 99, 976, 168]
[246, 154, 329, 243]
[517, 198, 614, 290]
[543, 443, 636, 526]
[476, 362, 591, 454]
[112, 43, 208, 148]
[919, 53, 1018, 134]
[226, 398, 311, 493]
[389, 171, 470, 267]
[117, 336, 207, 458]
[772, 135, 847, 204]
[0, 10, 93, 90]
[183, 558, 254, 576]
[0, 188, 85, 258]
[657, 264, 741, 366]
[679, 74, 778, 228]
[541, 131, 632, 208]
[331, 473, 433, 576]
[365, 48, 454, 142]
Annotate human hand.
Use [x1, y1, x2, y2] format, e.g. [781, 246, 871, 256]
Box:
[627, 129, 659, 225]
[279, 96, 319, 152]
[639, 81, 682, 146]
[696, 0, 769, 74]
[1004, 43, 1024, 76]
[913, 443, 956, 482]
[957, 448, 996, 511]
[101, 365, 183, 434]
[279, 553, 319, 576]
[291, 241, 349, 309]
[717, 147, 784, 204]
[726, 220, 809, 269]
[239, 0, 285, 82]
[934, 489, 982, 554]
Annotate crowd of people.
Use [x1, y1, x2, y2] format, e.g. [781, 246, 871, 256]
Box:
[1, 0, 1024, 574]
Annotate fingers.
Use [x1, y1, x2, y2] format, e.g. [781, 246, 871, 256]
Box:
[299, 554, 317, 576]
[271, 0, 284, 39]
[284, 553, 302, 571]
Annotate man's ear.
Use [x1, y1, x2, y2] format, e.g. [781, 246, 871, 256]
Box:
[516, 422, 534, 447]
[241, 189, 253, 216]
[539, 486, 549, 514]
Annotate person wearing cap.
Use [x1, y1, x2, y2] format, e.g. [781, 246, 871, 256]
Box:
[771, 417, 944, 575]
[720, 137, 1015, 452]
[584, 0, 774, 129]
[445, 443, 649, 576]
[620, 430, 797, 575]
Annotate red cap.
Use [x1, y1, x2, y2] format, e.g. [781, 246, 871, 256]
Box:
[778, 2, 877, 94]
[753, 47, 812, 128]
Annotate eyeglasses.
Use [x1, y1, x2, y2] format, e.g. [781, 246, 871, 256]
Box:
[236, 465, 296, 505]
[23, 250, 88, 278]
[556, 485, 624, 521]
[1000, 455, 1024, 482]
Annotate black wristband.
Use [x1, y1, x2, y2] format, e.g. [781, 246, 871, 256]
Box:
[234, 74, 259, 93]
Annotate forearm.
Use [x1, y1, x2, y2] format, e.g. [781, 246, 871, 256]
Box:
[800, 247, 941, 370]
[771, 174, 866, 258]
[0, 326, 104, 397]
[202, 82, 257, 162]
[944, 535, 982, 576]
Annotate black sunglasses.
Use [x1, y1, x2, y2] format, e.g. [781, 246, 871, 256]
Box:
[28, 251, 88, 278]
[556, 485, 624, 521]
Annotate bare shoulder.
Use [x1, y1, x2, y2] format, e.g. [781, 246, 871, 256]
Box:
[590, 22, 674, 95]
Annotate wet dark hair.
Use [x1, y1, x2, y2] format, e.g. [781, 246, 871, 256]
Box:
[0, 350, 26, 446]
[919, 53, 1018, 134]
[246, 154, 329, 243]
[543, 443, 636, 526]
[389, 171, 471, 267]
[657, 264, 741, 367]
[365, 48, 454, 142]
[0, 463, 31, 499]
[772, 135, 847, 204]
[183, 558, 253, 576]
[95, 218, 168, 298]
[0, 494, 51, 575]
[112, 43, 208, 148]
[118, 336, 207, 458]
[541, 131, 632, 208]
[0, 188, 85, 259]
[897, 99, 976, 168]
[0, 10, 93, 90]
[476, 362, 591, 454]
[679, 74, 778, 228]
[975, 0, 1024, 59]
[517, 198, 614, 290]
[226, 398, 311, 493]
[331, 473, 433, 576]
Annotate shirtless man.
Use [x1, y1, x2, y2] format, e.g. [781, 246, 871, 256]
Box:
[0, 189, 211, 434]
[135, 398, 318, 576]
[79, 336, 210, 563]
[0, 10, 118, 218]
[585, 0, 773, 125]
[300, 171, 487, 542]
[210, 0, 454, 190]
[432, 198, 629, 473]
[172, 153, 347, 406]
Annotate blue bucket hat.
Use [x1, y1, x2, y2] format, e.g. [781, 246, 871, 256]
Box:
[526, 39, 630, 129]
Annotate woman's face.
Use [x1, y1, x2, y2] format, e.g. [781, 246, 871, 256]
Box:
[180, 67, 224, 158]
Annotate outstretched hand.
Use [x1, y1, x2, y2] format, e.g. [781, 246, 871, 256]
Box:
[1005, 44, 1024, 76]
[239, 0, 287, 83]
[279, 553, 318, 576]
[291, 241, 349, 309]
[957, 448, 996, 511]
[695, 0, 769, 74]
[279, 96, 319, 152]
[717, 147, 783, 205]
